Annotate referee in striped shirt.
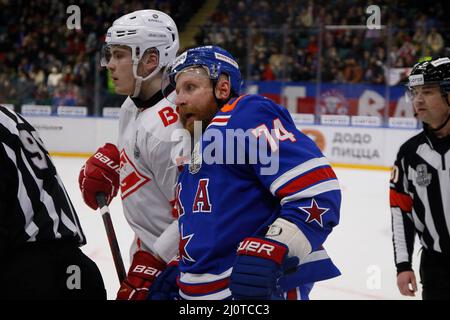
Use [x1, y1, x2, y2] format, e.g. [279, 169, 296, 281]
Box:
[390, 57, 450, 300]
[0, 105, 106, 299]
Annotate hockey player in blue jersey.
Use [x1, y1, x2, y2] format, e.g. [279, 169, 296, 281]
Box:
[149, 45, 341, 300]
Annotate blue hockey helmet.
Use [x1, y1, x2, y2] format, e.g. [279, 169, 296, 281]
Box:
[162, 45, 242, 101]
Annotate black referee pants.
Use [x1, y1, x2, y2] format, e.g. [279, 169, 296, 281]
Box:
[420, 248, 450, 300]
[0, 240, 106, 300]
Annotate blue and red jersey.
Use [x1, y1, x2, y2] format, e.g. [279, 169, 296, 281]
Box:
[176, 94, 341, 299]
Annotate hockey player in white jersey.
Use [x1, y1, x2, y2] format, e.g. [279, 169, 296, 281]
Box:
[78, 10, 183, 300]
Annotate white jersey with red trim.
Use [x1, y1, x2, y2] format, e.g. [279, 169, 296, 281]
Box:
[117, 92, 185, 262]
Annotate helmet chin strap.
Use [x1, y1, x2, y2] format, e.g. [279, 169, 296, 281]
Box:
[429, 92, 450, 132]
[429, 112, 450, 132]
[132, 77, 143, 98]
[420, 91, 450, 132]
[131, 63, 162, 98]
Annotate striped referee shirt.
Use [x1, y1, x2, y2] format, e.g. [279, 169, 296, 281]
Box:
[390, 126, 450, 273]
[0, 106, 85, 259]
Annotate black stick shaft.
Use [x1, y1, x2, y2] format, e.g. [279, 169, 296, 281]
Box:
[96, 193, 127, 283]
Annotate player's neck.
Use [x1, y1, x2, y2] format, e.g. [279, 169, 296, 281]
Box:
[138, 75, 163, 101]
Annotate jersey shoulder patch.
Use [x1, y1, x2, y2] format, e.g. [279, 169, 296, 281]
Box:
[220, 94, 271, 114]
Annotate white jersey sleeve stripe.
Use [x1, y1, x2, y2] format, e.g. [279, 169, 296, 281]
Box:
[280, 179, 341, 205]
[392, 207, 411, 264]
[299, 249, 331, 265]
[2, 142, 39, 240]
[409, 165, 441, 252]
[19, 148, 62, 239]
[179, 267, 232, 284]
[179, 288, 231, 300]
[270, 157, 331, 195]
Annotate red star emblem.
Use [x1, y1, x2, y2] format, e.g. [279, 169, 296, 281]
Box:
[179, 224, 195, 263]
[299, 198, 329, 227]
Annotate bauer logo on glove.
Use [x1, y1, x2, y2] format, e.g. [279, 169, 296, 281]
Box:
[93, 151, 121, 174]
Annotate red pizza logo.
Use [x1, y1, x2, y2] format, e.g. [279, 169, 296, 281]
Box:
[119, 150, 151, 199]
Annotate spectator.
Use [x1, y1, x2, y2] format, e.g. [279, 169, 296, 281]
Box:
[29, 66, 46, 87]
[1, 0, 449, 100]
[47, 66, 62, 89]
[426, 28, 445, 56]
[0, 0, 203, 114]
[299, 2, 313, 27]
[343, 58, 363, 83]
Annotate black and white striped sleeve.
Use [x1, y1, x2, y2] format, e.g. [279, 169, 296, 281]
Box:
[390, 150, 416, 274]
[0, 106, 86, 247]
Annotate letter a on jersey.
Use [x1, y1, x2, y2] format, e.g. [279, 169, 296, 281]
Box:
[193, 178, 212, 213]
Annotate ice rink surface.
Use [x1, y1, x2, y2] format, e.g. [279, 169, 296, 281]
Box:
[54, 156, 422, 300]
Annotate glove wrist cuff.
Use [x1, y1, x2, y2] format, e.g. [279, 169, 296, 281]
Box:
[128, 251, 167, 281]
[237, 237, 288, 265]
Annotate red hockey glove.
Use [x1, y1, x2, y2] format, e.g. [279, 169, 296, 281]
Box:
[78, 143, 120, 210]
[116, 251, 167, 300]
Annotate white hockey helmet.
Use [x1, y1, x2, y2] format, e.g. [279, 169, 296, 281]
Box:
[101, 9, 179, 97]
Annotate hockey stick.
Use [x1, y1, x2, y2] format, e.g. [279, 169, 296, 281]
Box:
[96, 193, 127, 283]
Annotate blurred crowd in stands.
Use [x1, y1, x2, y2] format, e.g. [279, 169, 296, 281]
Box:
[195, 0, 449, 84]
[0, 0, 201, 111]
[0, 0, 449, 113]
